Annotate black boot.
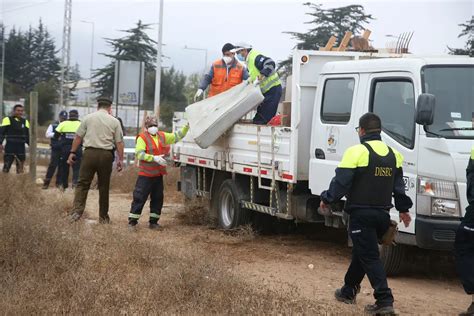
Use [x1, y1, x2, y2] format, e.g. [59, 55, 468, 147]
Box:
[334, 285, 360, 304]
[364, 304, 396, 315]
[42, 179, 50, 190]
[149, 222, 161, 230]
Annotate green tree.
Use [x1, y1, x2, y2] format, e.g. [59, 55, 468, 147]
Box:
[279, 3, 373, 75]
[94, 20, 157, 97]
[449, 16, 473, 56]
[183, 73, 201, 104]
[34, 79, 58, 125]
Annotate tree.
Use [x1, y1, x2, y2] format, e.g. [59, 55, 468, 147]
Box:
[279, 3, 374, 76]
[449, 16, 473, 56]
[183, 73, 201, 105]
[34, 79, 58, 125]
[94, 20, 157, 97]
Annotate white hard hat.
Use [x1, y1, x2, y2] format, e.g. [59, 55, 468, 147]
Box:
[231, 42, 252, 53]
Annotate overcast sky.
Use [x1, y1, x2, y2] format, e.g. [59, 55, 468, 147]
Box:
[1, 0, 472, 79]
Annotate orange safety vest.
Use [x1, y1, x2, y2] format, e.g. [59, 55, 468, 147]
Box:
[137, 131, 169, 177]
[208, 59, 244, 97]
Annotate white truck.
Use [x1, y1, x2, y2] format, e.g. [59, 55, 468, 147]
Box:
[173, 50, 473, 274]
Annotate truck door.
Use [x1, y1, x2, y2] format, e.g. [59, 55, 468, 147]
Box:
[368, 73, 419, 234]
[309, 74, 360, 196]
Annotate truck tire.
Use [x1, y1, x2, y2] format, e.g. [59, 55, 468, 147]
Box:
[380, 244, 406, 276]
[217, 179, 250, 230]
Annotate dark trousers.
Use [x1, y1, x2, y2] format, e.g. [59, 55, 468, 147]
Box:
[71, 148, 114, 220]
[60, 145, 82, 189]
[44, 148, 62, 186]
[253, 84, 282, 125]
[129, 175, 164, 224]
[454, 206, 474, 295]
[342, 208, 394, 307]
[3, 142, 26, 173]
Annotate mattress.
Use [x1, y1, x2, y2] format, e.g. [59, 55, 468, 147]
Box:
[186, 81, 264, 149]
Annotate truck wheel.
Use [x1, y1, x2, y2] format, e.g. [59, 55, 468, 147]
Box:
[217, 179, 250, 230]
[380, 244, 406, 276]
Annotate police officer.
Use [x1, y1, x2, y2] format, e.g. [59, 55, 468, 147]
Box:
[0, 104, 29, 173]
[232, 42, 282, 125]
[55, 109, 82, 190]
[128, 116, 189, 230]
[455, 145, 474, 315]
[43, 110, 68, 189]
[320, 113, 412, 315]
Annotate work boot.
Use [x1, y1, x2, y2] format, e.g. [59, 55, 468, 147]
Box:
[460, 303, 474, 316]
[128, 221, 138, 231]
[364, 304, 396, 315]
[334, 284, 360, 304]
[42, 179, 50, 190]
[69, 212, 81, 223]
[149, 222, 161, 230]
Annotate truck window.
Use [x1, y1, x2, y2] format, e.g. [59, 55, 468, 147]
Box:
[371, 79, 415, 148]
[321, 78, 355, 124]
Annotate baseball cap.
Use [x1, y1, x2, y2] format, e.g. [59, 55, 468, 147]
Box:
[59, 110, 68, 119]
[69, 109, 79, 119]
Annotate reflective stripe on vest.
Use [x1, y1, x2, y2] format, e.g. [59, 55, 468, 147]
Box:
[138, 131, 167, 177]
[247, 49, 281, 94]
[209, 59, 244, 97]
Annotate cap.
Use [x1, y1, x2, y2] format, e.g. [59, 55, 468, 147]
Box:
[69, 109, 79, 119]
[222, 43, 235, 54]
[97, 97, 113, 107]
[230, 42, 252, 53]
[144, 116, 158, 128]
[59, 110, 68, 119]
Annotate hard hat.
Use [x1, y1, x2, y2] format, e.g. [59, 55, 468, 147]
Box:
[231, 42, 252, 53]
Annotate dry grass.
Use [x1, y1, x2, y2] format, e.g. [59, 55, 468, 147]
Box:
[177, 197, 216, 227]
[0, 174, 328, 314]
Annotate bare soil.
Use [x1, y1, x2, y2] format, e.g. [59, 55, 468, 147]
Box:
[76, 172, 468, 315]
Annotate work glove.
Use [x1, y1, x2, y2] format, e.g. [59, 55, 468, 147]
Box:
[252, 78, 260, 87]
[194, 89, 204, 102]
[153, 155, 167, 166]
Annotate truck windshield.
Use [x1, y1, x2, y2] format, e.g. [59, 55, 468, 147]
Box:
[422, 66, 474, 138]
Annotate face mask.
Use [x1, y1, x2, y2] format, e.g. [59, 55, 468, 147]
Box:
[147, 126, 158, 135]
[236, 54, 245, 62]
[223, 56, 233, 64]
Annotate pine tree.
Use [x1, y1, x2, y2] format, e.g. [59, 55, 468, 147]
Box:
[94, 20, 157, 97]
[449, 16, 473, 56]
[279, 3, 373, 76]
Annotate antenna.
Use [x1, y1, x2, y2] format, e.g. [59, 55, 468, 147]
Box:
[59, 0, 72, 110]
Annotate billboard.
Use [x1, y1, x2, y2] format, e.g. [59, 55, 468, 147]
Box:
[113, 60, 145, 106]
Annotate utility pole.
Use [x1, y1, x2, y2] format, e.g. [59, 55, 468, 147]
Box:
[154, 0, 164, 118]
[81, 20, 94, 113]
[59, 0, 72, 110]
[29, 92, 38, 181]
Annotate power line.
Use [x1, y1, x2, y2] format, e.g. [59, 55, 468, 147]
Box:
[0, 1, 53, 14]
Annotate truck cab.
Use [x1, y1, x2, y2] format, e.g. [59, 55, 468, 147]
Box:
[309, 57, 473, 250]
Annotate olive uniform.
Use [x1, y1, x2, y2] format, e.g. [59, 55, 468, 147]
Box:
[321, 133, 413, 310]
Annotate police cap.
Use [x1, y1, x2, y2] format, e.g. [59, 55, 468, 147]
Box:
[97, 97, 113, 107]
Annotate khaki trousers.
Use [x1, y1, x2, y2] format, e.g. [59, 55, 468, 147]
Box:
[71, 148, 114, 220]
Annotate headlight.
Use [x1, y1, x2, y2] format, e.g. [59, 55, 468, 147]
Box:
[418, 177, 458, 199]
[417, 177, 461, 217]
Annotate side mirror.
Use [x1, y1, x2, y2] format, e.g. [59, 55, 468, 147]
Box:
[415, 93, 436, 126]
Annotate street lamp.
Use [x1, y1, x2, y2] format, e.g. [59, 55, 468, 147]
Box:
[184, 45, 208, 74]
[80, 20, 95, 113]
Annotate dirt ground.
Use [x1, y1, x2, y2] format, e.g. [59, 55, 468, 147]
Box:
[44, 184, 467, 315]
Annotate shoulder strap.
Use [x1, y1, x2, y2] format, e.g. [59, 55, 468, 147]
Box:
[361, 142, 374, 154]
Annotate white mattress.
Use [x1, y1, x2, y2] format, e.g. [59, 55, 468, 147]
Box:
[186, 81, 264, 149]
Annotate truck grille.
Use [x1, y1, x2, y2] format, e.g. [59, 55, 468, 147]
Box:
[432, 230, 456, 242]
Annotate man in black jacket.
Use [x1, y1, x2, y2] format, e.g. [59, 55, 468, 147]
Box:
[455, 147, 474, 315]
[320, 113, 412, 315]
[0, 104, 29, 173]
[43, 110, 68, 189]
